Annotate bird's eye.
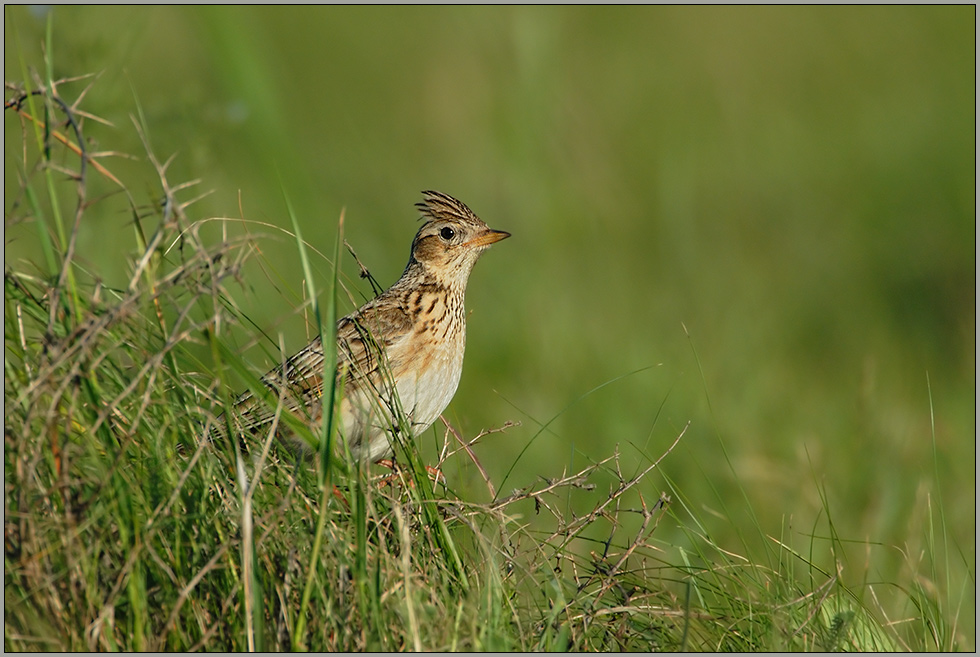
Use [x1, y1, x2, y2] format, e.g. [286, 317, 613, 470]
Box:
[440, 226, 456, 241]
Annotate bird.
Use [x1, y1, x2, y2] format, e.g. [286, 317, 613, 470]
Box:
[220, 190, 510, 463]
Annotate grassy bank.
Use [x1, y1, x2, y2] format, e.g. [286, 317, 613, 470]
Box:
[5, 7, 973, 651]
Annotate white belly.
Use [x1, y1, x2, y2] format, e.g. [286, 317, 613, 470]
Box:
[340, 331, 465, 462]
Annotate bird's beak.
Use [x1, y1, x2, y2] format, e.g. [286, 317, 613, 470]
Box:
[465, 229, 511, 249]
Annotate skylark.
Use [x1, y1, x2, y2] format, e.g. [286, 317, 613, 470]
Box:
[222, 191, 510, 462]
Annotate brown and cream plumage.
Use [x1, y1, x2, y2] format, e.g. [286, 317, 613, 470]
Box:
[223, 191, 509, 461]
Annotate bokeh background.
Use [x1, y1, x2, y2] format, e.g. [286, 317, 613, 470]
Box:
[5, 4, 975, 621]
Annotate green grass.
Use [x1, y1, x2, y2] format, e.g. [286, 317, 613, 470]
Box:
[5, 6, 974, 651]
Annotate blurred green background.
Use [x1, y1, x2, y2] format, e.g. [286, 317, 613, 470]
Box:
[5, 4, 974, 610]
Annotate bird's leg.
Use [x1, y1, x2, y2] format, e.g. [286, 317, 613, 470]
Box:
[375, 459, 446, 489]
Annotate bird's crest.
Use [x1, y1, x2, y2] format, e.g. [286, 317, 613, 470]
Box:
[416, 190, 481, 224]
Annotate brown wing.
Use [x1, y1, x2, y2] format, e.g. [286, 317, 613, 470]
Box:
[223, 296, 414, 439]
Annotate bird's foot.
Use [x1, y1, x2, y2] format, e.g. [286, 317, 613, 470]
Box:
[375, 459, 446, 489]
